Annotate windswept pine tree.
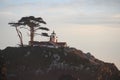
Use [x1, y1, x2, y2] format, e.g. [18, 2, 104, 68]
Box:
[9, 16, 49, 46]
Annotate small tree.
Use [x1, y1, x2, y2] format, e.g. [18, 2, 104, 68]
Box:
[9, 16, 49, 46]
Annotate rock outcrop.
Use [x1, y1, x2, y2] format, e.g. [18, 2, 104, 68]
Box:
[0, 46, 120, 80]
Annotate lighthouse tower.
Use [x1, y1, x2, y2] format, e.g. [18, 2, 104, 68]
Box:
[50, 31, 57, 43]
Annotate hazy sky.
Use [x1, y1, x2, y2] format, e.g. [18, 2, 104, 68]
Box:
[0, 0, 120, 69]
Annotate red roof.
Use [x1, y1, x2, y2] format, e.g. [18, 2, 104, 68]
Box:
[56, 42, 67, 47]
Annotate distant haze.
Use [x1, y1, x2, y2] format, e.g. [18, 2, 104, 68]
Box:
[0, 0, 120, 69]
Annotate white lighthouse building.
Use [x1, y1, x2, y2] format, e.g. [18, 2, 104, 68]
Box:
[50, 31, 57, 43]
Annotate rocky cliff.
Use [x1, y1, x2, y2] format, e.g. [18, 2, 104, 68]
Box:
[0, 46, 120, 80]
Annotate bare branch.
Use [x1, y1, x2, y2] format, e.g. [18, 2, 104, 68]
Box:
[38, 27, 49, 31]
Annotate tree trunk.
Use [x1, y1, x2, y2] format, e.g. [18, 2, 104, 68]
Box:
[15, 27, 23, 47]
[30, 27, 34, 46]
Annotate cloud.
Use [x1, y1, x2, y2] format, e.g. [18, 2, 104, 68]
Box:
[63, 14, 120, 25]
[70, 0, 120, 7]
[0, 0, 120, 26]
[112, 14, 120, 19]
[91, 0, 120, 6]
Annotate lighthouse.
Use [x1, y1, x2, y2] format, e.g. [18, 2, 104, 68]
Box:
[30, 30, 67, 48]
[50, 31, 57, 43]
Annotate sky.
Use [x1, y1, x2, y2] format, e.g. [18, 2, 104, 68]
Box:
[0, 0, 120, 69]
